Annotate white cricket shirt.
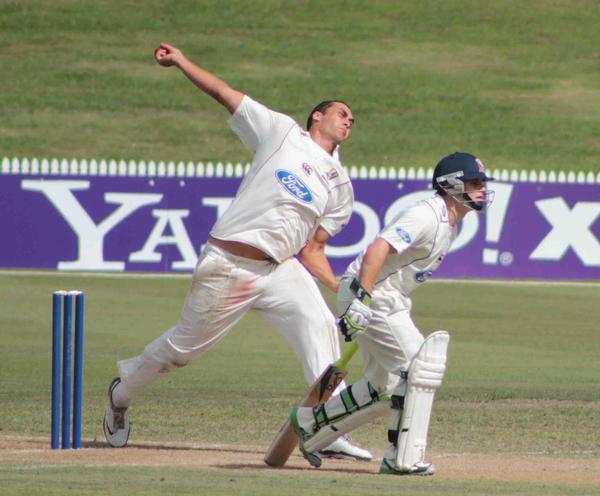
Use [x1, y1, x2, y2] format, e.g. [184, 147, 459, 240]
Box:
[345, 195, 457, 295]
[210, 96, 354, 263]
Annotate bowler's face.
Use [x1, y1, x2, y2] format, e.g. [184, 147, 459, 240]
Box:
[318, 103, 354, 142]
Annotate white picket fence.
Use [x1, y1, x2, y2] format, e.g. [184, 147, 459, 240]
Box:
[1, 156, 599, 184]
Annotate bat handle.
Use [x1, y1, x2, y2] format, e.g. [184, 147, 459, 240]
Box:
[334, 341, 358, 371]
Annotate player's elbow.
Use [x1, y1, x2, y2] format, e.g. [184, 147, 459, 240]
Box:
[298, 247, 311, 266]
[213, 86, 243, 114]
[299, 246, 318, 268]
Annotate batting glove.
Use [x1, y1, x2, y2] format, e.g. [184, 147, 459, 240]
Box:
[339, 298, 372, 341]
[338, 279, 372, 342]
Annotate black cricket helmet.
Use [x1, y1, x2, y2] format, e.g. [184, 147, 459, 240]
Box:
[432, 152, 495, 211]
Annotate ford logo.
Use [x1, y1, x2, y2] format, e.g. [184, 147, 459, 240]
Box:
[395, 227, 412, 244]
[276, 170, 313, 203]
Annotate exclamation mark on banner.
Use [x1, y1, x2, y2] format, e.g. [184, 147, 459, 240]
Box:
[482, 183, 514, 265]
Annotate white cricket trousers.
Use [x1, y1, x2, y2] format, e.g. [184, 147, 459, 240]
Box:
[117, 243, 343, 401]
[337, 276, 424, 394]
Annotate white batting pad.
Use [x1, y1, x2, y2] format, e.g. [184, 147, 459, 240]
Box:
[304, 398, 391, 453]
[395, 330, 449, 470]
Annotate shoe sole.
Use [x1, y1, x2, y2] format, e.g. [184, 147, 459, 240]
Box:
[379, 459, 436, 476]
[103, 410, 131, 448]
[104, 378, 131, 448]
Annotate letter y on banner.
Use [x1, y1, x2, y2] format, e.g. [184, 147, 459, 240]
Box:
[22, 180, 162, 270]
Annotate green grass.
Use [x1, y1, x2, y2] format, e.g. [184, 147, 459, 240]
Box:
[2, 0, 600, 171]
[1, 466, 597, 496]
[0, 273, 599, 496]
[1, 273, 598, 450]
[0, 275, 600, 446]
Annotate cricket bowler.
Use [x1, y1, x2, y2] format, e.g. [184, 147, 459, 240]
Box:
[103, 43, 371, 461]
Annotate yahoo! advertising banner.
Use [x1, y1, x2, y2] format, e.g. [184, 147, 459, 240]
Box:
[1, 158, 599, 279]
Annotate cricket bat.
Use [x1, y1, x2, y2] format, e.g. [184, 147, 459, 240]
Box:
[264, 341, 358, 467]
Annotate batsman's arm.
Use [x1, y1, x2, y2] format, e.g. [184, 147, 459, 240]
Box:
[357, 237, 396, 293]
[338, 238, 395, 342]
[154, 43, 244, 114]
[264, 342, 358, 467]
[299, 227, 339, 293]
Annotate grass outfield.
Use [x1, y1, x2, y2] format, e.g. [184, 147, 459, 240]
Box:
[1, 466, 596, 496]
[0, 272, 598, 494]
[2, 0, 600, 171]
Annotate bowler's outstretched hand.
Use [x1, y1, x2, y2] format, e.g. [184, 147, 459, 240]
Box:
[154, 43, 183, 67]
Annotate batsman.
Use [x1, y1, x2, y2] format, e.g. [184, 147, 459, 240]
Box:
[291, 152, 495, 475]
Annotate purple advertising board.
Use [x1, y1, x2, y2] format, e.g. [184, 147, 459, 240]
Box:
[1, 158, 599, 279]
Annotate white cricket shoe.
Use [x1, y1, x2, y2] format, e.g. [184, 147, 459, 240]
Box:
[319, 435, 373, 461]
[379, 458, 436, 476]
[103, 377, 131, 448]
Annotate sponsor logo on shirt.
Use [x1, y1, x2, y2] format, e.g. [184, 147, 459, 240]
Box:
[276, 170, 313, 203]
[326, 169, 339, 181]
[395, 227, 412, 244]
[415, 271, 433, 283]
[301, 162, 312, 176]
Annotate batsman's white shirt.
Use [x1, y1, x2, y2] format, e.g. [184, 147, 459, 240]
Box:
[211, 96, 353, 262]
[117, 96, 352, 398]
[338, 194, 457, 392]
[345, 194, 456, 294]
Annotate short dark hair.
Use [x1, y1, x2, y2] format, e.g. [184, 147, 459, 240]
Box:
[306, 100, 350, 130]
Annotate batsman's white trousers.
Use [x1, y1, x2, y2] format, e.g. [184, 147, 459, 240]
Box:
[337, 276, 424, 394]
[118, 243, 343, 400]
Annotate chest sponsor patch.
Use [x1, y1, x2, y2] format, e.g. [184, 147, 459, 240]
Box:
[395, 227, 412, 244]
[276, 169, 313, 203]
[415, 270, 433, 283]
